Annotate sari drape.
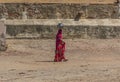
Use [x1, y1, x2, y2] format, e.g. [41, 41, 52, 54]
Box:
[54, 29, 66, 62]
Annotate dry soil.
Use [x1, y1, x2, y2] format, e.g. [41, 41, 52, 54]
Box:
[0, 39, 120, 82]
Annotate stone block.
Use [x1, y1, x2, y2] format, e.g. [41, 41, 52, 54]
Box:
[0, 21, 7, 51]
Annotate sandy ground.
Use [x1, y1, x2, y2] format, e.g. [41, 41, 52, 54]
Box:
[0, 0, 116, 4]
[0, 39, 120, 82]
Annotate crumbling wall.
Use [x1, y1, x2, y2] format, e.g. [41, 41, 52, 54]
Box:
[6, 25, 120, 39]
[0, 21, 7, 51]
[0, 3, 118, 19]
[4, 19, 120, 39]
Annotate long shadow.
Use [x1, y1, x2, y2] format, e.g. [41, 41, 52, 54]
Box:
[35, 61, 68, 63]
[35, 60, 54, 62]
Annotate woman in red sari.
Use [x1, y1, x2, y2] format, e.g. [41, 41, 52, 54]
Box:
[54, 23, 68, 62]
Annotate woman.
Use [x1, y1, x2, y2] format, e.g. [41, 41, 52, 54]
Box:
[54, 23, 68, 62]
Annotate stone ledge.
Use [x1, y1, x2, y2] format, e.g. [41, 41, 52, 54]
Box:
[2, 19, 120, 26]
[0, 0, 116, 4]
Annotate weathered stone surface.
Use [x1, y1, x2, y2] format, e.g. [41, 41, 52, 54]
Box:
[0, 3, 118, 19]
[0, 0, 116, 4]
[0, 21, 7, 51]
[2, 19, 120, 39]
[6, 25, 120, 39]
[3, 19, 120, 26]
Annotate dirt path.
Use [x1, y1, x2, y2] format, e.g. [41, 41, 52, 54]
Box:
[0, 39, 120, 82]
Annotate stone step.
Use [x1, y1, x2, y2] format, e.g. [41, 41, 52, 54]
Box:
[1, 19, 120, 39]
[0, 0, 116, 4]
[3, 19, 120, 26]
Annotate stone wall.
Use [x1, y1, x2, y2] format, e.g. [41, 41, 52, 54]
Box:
[6, 25, 120, 39]
[0, 0, 116, 4]
[3, 19, 120, 39]
[0, 3, 118, 19]
[0, 21, 7, 51]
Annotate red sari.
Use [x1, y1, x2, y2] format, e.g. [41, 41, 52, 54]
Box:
[54, 29, 66, 62]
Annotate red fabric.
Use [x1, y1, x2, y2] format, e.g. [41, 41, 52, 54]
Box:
[54, 29, 66, 62]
